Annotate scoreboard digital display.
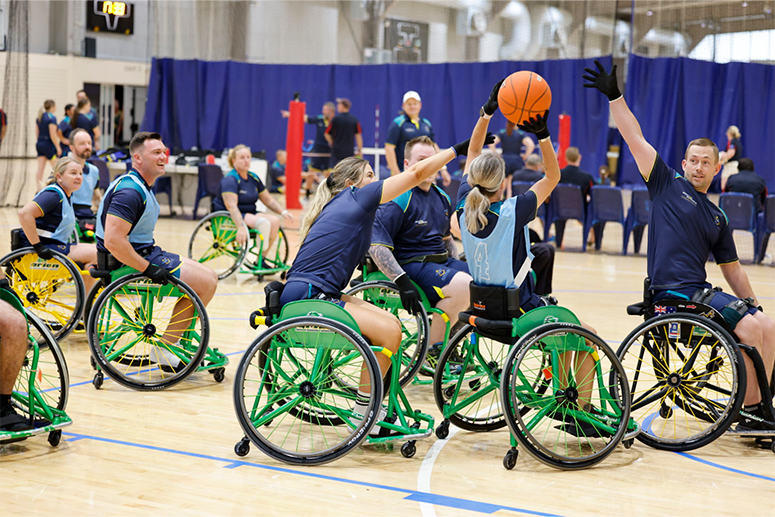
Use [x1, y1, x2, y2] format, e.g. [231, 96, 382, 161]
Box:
[86, 1, 134, 35]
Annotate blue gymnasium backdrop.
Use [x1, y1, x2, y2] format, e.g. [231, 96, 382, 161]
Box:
[142, 57, 612, 179]
[621, 55, 775, 190]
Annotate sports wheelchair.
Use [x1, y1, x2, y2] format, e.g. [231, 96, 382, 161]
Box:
[188, 211, 290, 281]
[232, 282, 434, 465]
[85, 251, 228, 390]
[0, 289, 72, 447]
[1, 230, 88, 340]
[72, 217, 97, 244]
[434, 283, 638, 470]
[619, 278, 775, 453]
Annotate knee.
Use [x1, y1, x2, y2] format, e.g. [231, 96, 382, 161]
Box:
[736, 316, 763, 346]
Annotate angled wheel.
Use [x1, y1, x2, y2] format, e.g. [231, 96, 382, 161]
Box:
[501, 323, 630, 470]
[617, 313, 744, 451]
[86, 273, 209, 390]
[432, 324, 511, 432]
[233, 316, 382, 465]
[188, 211, 248, 280]
[0, 248, 85, 340]
[344, 280, 429, 386]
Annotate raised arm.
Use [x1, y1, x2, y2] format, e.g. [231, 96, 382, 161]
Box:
[463, 79, 503, 177]
[583, 60, 656, 180]
[518, 112, 559, 206]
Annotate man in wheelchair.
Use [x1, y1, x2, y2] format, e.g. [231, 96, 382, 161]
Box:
[585, 60, 775, 432]
[0, 273, 29, 432]
[96, 132, 218, 370]
[369, 136, 472, 356]
[69, 128, 102, 240]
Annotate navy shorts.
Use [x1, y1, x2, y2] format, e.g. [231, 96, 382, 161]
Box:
[403, 258, 469, 305]
[36, 141, 57, 159]
[654, 285, 758, 321]
[143, 246, 182, 278]
[20, 236, 70, 256]
[280, 280, 345, 308]
[308, 156, 330, 172]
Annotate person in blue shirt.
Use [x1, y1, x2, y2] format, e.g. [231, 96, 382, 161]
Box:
[584, 59, 775, 431]
[489, 120, 536, 198]
[71, 98, 100, 151]
[283, 102, 335, 174]
[370, 135, 473, 354]
[18, 156, 98, 292]
[268, 150, 286, 193]
[76, 90, 101, 150]
[212, 144, 293, 262]
[57, 104, 74, 157]
[0, 269, 30, 432]
[280, 82, 502, 427]
[385, 91, 451, 185]
[35, 100, 62, 191]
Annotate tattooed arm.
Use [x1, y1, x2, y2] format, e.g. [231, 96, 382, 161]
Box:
[443, 236, 459, 259]
[368, 245, 405, 281]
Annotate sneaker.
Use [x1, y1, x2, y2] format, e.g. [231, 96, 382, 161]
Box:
[351, 406, 388, 437]
[735, 412, 771, 433]
[155, 346, 185, 374]
[0, 406, 32, 432]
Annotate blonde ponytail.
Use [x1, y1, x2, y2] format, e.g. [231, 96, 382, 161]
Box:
[463, 152, 505, 234]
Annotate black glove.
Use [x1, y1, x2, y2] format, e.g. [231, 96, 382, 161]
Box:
[582, 59, 621, 101]
[143, 263, 172, 285]
[518, 110, 550, 141]
[33, 242, 54, 260]
[482, 78, 505, 117]
[452, 132, 496, 157]
[394, 273, 422, 316]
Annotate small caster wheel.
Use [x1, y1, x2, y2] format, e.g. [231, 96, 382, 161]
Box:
[503, 448, 518, 470]
[443, 386, 455, 399]
[93, 371, 104, 390]
[256, 274, 264, 282]
[401, 441, 416, 458]
[48, 430, 62, 447]
[659, 405, 673, 419]
[623, 439, 634, 450]
[280, 271, 287, 281]
[235, 438, 250, 457]
[89, 355, 96, 370]
[435, 421, 450, 440]
[770, 441, 775, 454]
[212, 368, 225, 383]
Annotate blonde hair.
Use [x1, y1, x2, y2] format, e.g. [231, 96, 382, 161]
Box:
[37, 99, 55, 123]
[565, 146, 580, 163]
[299, 157, 369, 245]
[727, 125, 741, 139]
[228, 144, 251, 169]
[463, 152, 505, 234]
[46, 156, 79, 185]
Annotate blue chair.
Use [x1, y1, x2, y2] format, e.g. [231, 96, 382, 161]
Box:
[193, 164, 224, 219]
[545, 184, 585, 250]
[756, 195, 775, 263]
[719, 192, 757, 261]
[623, 188, 650, 255]
[583, 186, 625, 252]
[513, 181, 546, 222]
[436, 177, 461, 205]
[87, 158, 112, 191]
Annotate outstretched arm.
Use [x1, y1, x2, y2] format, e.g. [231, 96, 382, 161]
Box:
[368, 245, 404, 281]
[720, 261, 759, 305]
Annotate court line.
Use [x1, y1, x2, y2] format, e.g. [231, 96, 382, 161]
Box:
[676, 451, 775, 482]
[59, 430, 565, 517]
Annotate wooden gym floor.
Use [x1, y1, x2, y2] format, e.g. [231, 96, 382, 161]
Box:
[0, 205, 773, 517]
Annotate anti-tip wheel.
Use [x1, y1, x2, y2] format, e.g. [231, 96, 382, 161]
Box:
[401, 441, 417, 458]
[235, 439, 250, 457]
[623, 439, 634, 449]
[212, 368, 226, 383]
[435, 421, 450, 440]
[48, 430, 62, 447]
[93, 372, 103, 390]
[503, 449, 518, 470]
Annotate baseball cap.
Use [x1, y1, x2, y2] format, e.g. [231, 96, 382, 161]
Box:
[336, 98, 351, 109]
[403, 91, 421, 103]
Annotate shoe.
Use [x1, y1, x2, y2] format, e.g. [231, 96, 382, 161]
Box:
[735, 412, 771, 433]
[351, 406, 388, 437]
[0, 407, 32, 432]
[551, 405, 613, 438]
[155, 346, 185, 374]
[421, 343, 444, 376]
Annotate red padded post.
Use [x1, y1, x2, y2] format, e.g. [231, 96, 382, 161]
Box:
[284, 99, 305, 209]
[557, 113, 571, 169]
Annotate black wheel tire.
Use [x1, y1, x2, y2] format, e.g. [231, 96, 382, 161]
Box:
[89, 355, 96, 370]
[401, 441, 417, 458]
[280, 271, 287, 281]
[48, 430, 62, 447]
[770, 441, 775, 454]
[623, 439, 634, 450]
[503, 449, 518, 470]
[256, 274, 264, 282]
[435, 421, 450, 440]
[213, 368, 226, 383]
[93, 372, 103, 390]
[187, 211, 248, 280]
[235, 439, 250, 457]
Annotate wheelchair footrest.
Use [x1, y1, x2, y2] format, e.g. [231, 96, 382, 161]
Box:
[365, 411, 435, 445]
[0, 415, 72, 444]
[195, 347, 229, 371]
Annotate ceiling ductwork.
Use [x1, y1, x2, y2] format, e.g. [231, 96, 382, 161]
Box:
[499, 2, 572, 61]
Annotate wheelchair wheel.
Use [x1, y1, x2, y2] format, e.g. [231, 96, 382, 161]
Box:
[188, 211, 248, 280]
[0, 248, 85, 340]
[83, 280, 106, 324]
[501, 323, 630, 470]
[233, 316, 383, 465]
[617, 313, 744, 451]
[244, 226, 290, 272]
[344, 280, 429, 386]
[87, 273, 209, 390]
[433, 324, 511, 432]
[14, 312, 70, 414]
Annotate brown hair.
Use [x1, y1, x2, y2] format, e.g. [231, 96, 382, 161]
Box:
[565, 147, 580, 163]
[685, 138, 719, 164]
[37, 99, 55, 123]
[129, 132, 163, 155]
[403, 136, 435, 164]
[227, 144, 251, 169]
[70, 98, 90, 129]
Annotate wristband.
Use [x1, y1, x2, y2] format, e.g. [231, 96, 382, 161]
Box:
[450, 146, 458, 158]
[538, 136, 551, 143]
[608, 94, 623, 103]
[281, 209, 290, 216]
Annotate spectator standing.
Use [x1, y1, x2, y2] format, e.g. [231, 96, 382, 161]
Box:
[35, 100, 61, 190]
[72, 96, 100, 150]
[282, 101, 335, 174]
[324, 98, 363, 169]
[720, 125, 744, 190]
[725, 158, 768, 214]
[58, 104, 75, 157]
[490, 120, 536, 197]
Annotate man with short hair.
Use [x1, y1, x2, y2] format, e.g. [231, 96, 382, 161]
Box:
[560, 147, 595, 207]
[370, 136, 471, 355]
[324, 98, 363, 168]
[96, 132, 218, 369]
[513, 154, 544, 183]
[69, 128, 102, 220]
[0, 272, 29, 432]
[282, 101, 335, 174]
[724, 158, 768, 214]
[585, 59, 775, 431]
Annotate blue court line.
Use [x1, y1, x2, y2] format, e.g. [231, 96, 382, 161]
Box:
[675, 451, 775, 482]
[60, 430, 564, 517]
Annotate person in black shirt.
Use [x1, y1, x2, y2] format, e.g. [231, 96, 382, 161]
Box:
[720, 125, 743, 190]
[513, 154, 544, 183]
[725, 158, 768, 213]
[560, 147, 594, 207]
[324, 98, 363, 168]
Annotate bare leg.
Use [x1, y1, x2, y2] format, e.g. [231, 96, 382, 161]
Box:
[68, 243, 98, 294]
[35, 157, 48, 190]
[158, 258, 217, 348]
[0, 301, 28, 396]
[430, 272, 471, 346]
[734, 313, 773, 405]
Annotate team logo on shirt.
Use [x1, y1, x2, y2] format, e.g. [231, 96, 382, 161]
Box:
[680, 191, 697, 206]
[714, 215, 720, 227]
[239, 189, 248, 195]
[160, 257, 171, 265]
[415, 219, 428, 226]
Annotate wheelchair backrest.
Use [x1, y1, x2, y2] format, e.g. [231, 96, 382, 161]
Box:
[10, 228, 23, 251]
[470, 283, 520, 321]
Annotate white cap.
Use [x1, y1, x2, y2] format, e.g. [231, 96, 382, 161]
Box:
[403, 91, 421, 103]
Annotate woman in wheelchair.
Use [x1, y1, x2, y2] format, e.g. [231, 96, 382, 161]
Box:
[458, 112, 600, 415]
[212, 145, 293, 258]
[17, 156, 97, 292]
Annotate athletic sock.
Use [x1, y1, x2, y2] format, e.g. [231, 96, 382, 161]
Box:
[0, 394, 12, 415]
[352, 390, 371, 416]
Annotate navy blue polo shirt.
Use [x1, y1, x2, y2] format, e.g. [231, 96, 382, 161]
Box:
[30, 189, 68, 239]
[560, 165, 594, 202]
[372, 184, 451, 263]
[457, 181, 538, 305]
[726, 138, 743, 162]
[288, 181, 384, 294]
[76, 113, 97, 141]
[96, 172, 155, 253]
[212, 169, 265, 214]
[268, 160, 285, 193]
[37, 112, 57, 143]
[498, 128, 532, 174]
[645, 155, 738, 291]
[307, 115, 331, 153]
[325, 112, 362, 163]
[725, 170, 768, 213]
[59, 117, 73, 155]
[386, 115, 435, 167]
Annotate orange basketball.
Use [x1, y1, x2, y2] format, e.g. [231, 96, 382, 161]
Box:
[497, 71, 552, 125]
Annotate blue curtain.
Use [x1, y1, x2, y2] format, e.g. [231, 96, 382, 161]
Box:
[622, 55, 775, 190]
[142, 57, 611, 177]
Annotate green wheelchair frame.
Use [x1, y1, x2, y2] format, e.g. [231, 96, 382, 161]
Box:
[0, 289, 72, 447]
[188, 210, 290, 281]
[233, 299, 435, 465]
[86, 262, 228, 391]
